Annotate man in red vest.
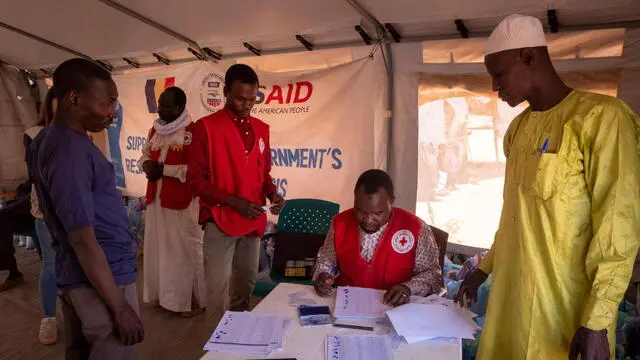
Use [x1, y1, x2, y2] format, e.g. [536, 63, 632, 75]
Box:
[187, 64, 284, 323]
[140, 87, 205, 318]
[313, 169, 443, 306]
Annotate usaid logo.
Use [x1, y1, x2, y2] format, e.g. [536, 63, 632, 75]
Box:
[256, 81, 313, 105]
[200, 73, 225, 113]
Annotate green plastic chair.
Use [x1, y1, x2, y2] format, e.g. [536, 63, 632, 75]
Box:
[277, 199, 340, 235]
[253, 199, 340, 297]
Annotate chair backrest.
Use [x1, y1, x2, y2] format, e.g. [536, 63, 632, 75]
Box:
[429, 225, 449, 268]
[277, 198, 340, 235]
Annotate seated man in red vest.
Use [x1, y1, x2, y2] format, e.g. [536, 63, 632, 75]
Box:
[313, 169, 443, 306]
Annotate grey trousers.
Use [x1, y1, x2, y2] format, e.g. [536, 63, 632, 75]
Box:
[203, 223, 260, 325]
[59, 283, 139, 360]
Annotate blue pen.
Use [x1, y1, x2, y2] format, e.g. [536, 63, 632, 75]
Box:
[539, 138, 549, 156]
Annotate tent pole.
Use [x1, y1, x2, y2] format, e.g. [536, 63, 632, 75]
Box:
[96, 0, 206, 58]
[343, 0, 394, 172]
[0, 21, 93, 61]
[383, 41, 394, 173]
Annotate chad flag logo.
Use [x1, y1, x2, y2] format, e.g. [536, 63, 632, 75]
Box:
[145, 77, 175, 113]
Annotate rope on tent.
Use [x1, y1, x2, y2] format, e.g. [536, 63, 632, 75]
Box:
[367, 39, 391, 77]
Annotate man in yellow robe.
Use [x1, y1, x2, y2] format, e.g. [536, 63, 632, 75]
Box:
[457, 14, 640, 360]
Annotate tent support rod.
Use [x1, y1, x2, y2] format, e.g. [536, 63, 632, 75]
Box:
[96, 0, 205, 58]
[0, 21, 93, 60]
[0, 58, 22, 71]
[31, 19, 640, 76]
[403, 20, 640, 43]
[344, 0, 385, 31]
[107, 39, 367, 74]
[416, 56, 632, 75]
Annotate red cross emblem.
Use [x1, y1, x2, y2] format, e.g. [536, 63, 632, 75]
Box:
[399, 236, 408, 247]
[392, 230, 414, 254]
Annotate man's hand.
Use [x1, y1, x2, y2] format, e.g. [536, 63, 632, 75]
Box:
[569, 327, 610, 360]
[313, 272, 335, 297]
[143, 161, 164, 182]
[228, 196, 265, 220]
[142, 160, 154, 177]
[454, 269, 488, 308]
[268, 192, 285, 215]
[111, 301, 145, 346]
[384, 284, 411, 307]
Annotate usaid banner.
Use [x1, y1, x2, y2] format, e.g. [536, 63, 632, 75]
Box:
[108, 58, 383, 211]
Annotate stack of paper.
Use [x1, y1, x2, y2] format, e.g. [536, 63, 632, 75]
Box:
[326, 335, 394, 360]
[203, 311, 292, 355]
[386, 301, 480, 344]
[334, 286, 392, 319]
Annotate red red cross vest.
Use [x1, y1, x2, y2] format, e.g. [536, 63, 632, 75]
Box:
[199, 110, 270, 236]
[144, 123, 195, 210]
[333, 207, 422, 290]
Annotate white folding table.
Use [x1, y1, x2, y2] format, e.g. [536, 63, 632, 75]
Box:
[200, 283, 462, 360]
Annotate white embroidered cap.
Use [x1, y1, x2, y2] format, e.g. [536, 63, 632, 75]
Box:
[486, 14, 547, 55]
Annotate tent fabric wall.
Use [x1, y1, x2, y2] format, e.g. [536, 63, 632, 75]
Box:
[390, 42, 423, 211]
[618, 28, 640, 113]
[0, 65, 37, 192]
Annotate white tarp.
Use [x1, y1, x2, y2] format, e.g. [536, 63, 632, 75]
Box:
[107, 58, 385, 211]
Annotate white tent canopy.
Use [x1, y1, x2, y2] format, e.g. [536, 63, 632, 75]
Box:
[1, 0, 638, 72]
[1, 1, 639, 250]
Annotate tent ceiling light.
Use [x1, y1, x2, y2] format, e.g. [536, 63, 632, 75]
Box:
[152, 53, 170, 65]
[296, 35, 314, 51]
[355, 25, 372, 45]
[455, 19, 470, 38]
[188, 47, 205, 60]
[122, 58, 140, 68]
[203, 48, 222, 60]
[96, 60, 113, 71]
[243, 42, 262, 56]
[548, 9, 560, 33]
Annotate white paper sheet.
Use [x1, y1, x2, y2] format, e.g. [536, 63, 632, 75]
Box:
[386, 303, 479, 340]
[334, 286, 392, 319]
[271, 318, 293, 350]
[203, 311, 291, 354]
[326, 335, 394, 360]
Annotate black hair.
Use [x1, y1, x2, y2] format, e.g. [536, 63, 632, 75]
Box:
[37, 85, 57, 127]
[354, 169, 395, 198]
[163, 86, 187, 107]
[52, 58, 112, 100]
[224, 64, 259, 90]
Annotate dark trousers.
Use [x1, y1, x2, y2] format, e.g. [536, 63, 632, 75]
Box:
[0, 196, 34, 275]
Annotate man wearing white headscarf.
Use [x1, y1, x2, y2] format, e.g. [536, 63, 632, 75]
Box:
[456, 14, 640, 360]
[139, 87, 206, 317]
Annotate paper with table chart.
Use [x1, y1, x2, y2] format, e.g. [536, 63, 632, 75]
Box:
[326, 335, 394, 360]
[334, 286, 392, 319]
[386, 302, 480, 341]
[203, 311, 292, 355]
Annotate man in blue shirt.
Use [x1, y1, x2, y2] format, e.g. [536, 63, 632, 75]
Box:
[28, 58, 144, 359]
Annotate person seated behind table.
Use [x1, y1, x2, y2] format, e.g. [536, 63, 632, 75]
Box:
[313, 169, 444, 306]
